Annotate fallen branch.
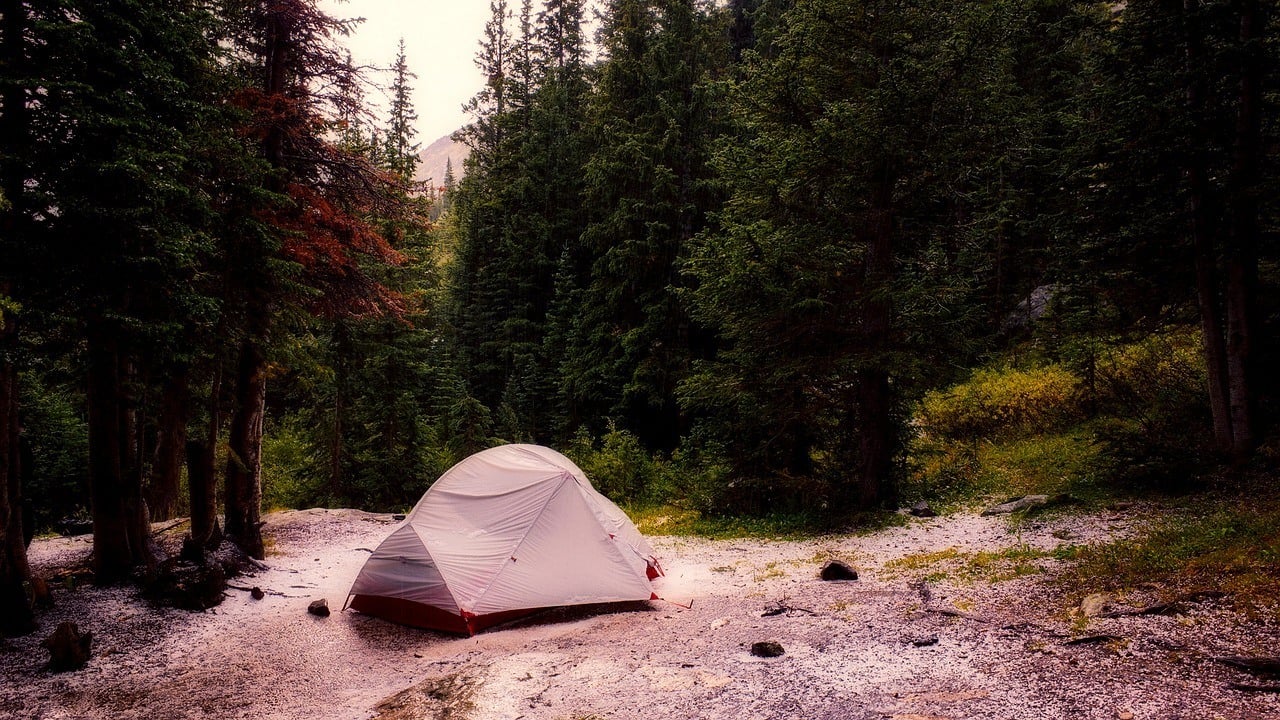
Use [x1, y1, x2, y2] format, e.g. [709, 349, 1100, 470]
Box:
[928, 606, 988, 623]
[1064, 635, 1124, 646]
[152, 518, 190, 536]
[1215, 656, 1280, 675]
[761, 605, 815, 617]
[227, 584, 300, 598]
[1226, 683, 1280, 693]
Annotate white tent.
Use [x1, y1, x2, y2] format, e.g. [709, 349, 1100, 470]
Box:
[346, 444, 663, 634]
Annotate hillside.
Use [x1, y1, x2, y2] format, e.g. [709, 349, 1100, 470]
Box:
[414, 131, 469, 189]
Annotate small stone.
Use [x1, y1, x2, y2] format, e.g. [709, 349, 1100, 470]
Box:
[1080, 593, 1112, 618]
[909, 635, 939, 647]
[981, 495, 1050, 516]
[819, 560, 858, 581]
[308, 598, 330, 617]
[750, 641, 785, 658]
[250, 586, 265, 600]
[908, 501, 937, 518]
[1117, 712, 1134, 720]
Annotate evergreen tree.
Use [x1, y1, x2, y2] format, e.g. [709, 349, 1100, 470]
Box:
[384, 39, 421, 182]
[684, 0, 1029, 511]
[558, 0, 725, 450]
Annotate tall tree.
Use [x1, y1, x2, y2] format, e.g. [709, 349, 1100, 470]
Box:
[684, 0, 1023, 510]
[0, 0, 35, 634]
[1084, 0, 1277, 464]
[22, 0, 235, 581]
[220, 0, 404, 558]
[558, 0, 724, 449]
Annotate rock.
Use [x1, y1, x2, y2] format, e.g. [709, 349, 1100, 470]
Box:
[251, 586, 265, 600]
[908, 501, 937, 518]
[981, 495, 1050, 516]
[819, 560, 858, 581]
[27, 577, 53, 608]
[308, 598, 331, 617]
[906, 635, 939, 647]
[1117, 712, 1134, 720]
[1080, 593, 1112, 618]
[150, 557, 227, 611]
[43, 622, 92, 672]
[750, 641, 785, 658]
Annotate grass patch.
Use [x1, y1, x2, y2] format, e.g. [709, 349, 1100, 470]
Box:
[1065, 496, 1280, 608]
[883, 544, 1076, 584]
[625, 503, 906, 540]
[906, 428, 1104, 511]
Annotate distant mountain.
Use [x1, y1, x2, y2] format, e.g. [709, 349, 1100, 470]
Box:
[414, 131, 469, 190]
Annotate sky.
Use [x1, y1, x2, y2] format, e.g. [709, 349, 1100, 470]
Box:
[319, 0, 493, 145]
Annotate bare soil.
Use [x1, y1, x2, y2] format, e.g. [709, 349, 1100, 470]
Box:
[3, 506, 1278, 720]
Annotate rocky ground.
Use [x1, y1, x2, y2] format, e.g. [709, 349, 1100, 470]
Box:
[2, 505, 1278, 720]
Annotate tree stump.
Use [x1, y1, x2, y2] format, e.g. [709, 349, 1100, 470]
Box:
[43, 622, 92, 672]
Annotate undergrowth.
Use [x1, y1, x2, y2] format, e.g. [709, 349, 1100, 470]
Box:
[1064, 494, 1280, 608]
[625, 503, 906, 540]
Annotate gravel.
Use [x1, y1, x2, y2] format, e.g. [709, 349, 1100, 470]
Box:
[2, 506, 1278, 720]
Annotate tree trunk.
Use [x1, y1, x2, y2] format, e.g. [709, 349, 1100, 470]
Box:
[1184, 0, 1235, 454]
[1223, 0, 1262, 463]
[0, 0, 36, 637]
[0, 282, 34, 637]
[224, 337, 266, 559]
[186, 369, 222, 555]
[851, 174, 897, 510]
[86, 327, 151, 582]
[148, 369, 190, 521]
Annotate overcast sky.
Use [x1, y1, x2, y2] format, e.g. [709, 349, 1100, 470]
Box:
[320, 0, 493, 144]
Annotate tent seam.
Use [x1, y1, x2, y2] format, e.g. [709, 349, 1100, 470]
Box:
[469, 472, 575, 612]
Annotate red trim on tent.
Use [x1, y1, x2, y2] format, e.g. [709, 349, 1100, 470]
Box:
[348, 594, 545, 636]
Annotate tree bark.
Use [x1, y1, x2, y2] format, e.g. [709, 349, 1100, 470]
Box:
[148, 369, 190, 521]
[851, 174, 897, 510]
[0, 280, 34, 636]
[1223, 0, 1262, 462]
[86, 326, 151, 582]
[186, 369, 222, 555]
[224, 337, 266, 559]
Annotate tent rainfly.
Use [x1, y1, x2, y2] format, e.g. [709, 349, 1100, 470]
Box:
[345, 444, 663, 634]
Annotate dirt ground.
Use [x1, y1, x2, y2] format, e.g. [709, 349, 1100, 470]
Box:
[3, 506, 1279, 720]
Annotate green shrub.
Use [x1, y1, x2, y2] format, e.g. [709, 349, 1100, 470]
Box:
[19, 372, 89, 531]
[261, 417, 320, 511]
[918, 365, 1084, 439]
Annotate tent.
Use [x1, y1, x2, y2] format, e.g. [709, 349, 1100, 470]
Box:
[346, 444, 663, 634]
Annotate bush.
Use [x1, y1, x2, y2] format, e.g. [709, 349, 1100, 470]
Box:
[918, 365, 1084, 439]
[19, 372, 89, 532]
[261, 417, 320, 511]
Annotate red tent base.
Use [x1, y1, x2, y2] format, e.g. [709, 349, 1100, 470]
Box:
[346, 594, 542, 635]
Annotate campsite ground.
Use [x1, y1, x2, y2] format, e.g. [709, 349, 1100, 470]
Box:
[2, 506, 1278, 720]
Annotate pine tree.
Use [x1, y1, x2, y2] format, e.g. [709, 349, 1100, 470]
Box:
[384, 39, 421, 182]
[558, 0, 725, 449]
[684, 0, 1030, 511]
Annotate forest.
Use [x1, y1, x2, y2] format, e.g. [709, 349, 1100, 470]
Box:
[1, 0, 1277, 641]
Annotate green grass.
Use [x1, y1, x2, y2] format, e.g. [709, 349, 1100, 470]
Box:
[1064, 496, 1280, 608]
[882, 543, 1080, 584]
[625, 503, 907, 540]
[906, 426, 1105, 512]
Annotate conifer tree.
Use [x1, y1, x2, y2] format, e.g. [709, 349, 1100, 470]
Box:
[558, 0, 724, 449]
